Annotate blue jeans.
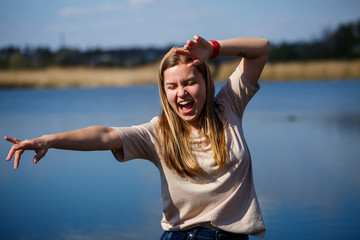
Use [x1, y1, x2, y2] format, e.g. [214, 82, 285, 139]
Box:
[160, 227, 249, 240]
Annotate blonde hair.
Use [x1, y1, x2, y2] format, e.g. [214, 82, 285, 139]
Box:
[158, 47, 228, 178]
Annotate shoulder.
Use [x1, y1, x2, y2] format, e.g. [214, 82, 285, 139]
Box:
[150, 116, 160, 125]
[216, 67, 259, 99]
[112, 116, 160, 140]
[215, 67, 260, 118]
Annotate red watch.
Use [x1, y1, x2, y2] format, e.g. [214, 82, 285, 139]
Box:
[209, 40, 220, 59]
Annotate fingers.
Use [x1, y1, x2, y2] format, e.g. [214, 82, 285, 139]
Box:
[5, 136, 22, 161]
[6, 142, 20, 161]
[178, 35, 206, 53]
[194, 35, 207, 44]
[5, 140, 24, 169]
[184, 36, 201, 50]
[183, 36, 200, 50]
[14, 148, 24, 169]
[185, 40, 194, 50]
[193, 35, 200, 41]
[174, 48, 201, 67]
[5, 136, 42, 169]
[175, 35, 210, 66]
[174, 48, 190, 56]
[4, 136, 21, 144]
[33, 149, 47, 164]
[187, 59, 201, 67]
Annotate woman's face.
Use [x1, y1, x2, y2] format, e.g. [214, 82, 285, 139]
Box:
[163, 63, 206, 130]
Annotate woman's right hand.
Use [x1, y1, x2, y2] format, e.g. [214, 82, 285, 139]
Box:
[174, 35, 213, 67]
[4, 126, 123, 169]
[4, 136, 49, 169]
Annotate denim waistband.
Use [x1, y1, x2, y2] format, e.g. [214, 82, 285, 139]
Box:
[160, 227, 249, 240]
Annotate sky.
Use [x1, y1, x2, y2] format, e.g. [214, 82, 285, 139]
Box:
[0, 0, 359, 50]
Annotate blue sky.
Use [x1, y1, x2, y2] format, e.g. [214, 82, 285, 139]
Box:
[0, 0, 359, 50]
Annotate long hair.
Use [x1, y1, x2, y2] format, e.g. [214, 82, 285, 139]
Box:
[158, 47, 228, 178]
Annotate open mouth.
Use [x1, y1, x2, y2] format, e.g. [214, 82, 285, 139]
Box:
[178, 100, 194, 113]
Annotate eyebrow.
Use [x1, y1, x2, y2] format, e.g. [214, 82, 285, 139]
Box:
[165, 77, 197, 85]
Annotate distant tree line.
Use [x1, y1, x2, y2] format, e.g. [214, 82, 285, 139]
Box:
[268, 19, 360, 62]
[0, 46, 171, 69]
[0, 19, 359, 69]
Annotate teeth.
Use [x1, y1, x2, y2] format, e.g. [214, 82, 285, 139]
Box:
[179, 101, 191, 106]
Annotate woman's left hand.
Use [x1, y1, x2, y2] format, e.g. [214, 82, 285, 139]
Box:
[175, 35, 213, 67]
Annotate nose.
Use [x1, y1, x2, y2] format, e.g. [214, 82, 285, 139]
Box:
[177, 87, 187, 97]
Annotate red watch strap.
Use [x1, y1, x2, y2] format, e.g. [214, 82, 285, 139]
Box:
[209, 40, 220, 59]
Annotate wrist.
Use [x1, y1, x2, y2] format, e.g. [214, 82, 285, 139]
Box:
[41, 134, 55, 149]
[209, 40, 220, 59]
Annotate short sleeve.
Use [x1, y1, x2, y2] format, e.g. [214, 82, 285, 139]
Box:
[111, 117, 160, 165]
[215, 66, 259, 119]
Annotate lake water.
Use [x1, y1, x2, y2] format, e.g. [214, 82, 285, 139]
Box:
[0, 80, 360, 240]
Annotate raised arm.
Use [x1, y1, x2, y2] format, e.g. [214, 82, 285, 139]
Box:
[219, 37, 270, 86]
[175, 35, 270, 86]
[5, 126, 122, 169]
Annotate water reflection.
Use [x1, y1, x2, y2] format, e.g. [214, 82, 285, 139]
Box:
[0, 81, 360, 240]
[244, 108, 360, 239]
[315, 112, 360, 136]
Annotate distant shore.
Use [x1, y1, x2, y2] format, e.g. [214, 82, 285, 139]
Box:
[216, 59, 360, 81]
[0, 59, 359, 88]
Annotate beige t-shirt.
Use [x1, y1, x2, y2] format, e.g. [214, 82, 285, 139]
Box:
[112, 67, 265, 238]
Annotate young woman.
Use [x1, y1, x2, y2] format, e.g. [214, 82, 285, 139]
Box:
[5, 35, 270, 239]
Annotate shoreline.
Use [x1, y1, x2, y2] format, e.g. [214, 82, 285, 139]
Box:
[0, 59, 359, 88]
[215, 59, 360, 82]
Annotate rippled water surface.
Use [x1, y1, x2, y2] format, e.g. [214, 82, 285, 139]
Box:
[1, 80, 359, 240]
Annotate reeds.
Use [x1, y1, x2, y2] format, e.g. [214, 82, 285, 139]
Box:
[1, 59, 359, 88]
[215, 59, 360, 81]
[0, 64, 159, 88]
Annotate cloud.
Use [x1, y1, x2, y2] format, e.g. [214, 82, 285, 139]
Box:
[57, 3, 127, 17]
[57, 0, 155, 17]
[130, 0, 154, 5]
[58, 7, 93, 17]
[167, 9, 214, 21]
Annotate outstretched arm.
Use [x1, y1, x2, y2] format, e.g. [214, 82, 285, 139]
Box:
[5, 126, 122, 169]
[175, 35, 270, 86]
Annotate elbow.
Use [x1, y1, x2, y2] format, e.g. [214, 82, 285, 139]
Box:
[263, 39, 271, 57]
[259, 39, 271, 61]
[252, 38, 271, 59]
